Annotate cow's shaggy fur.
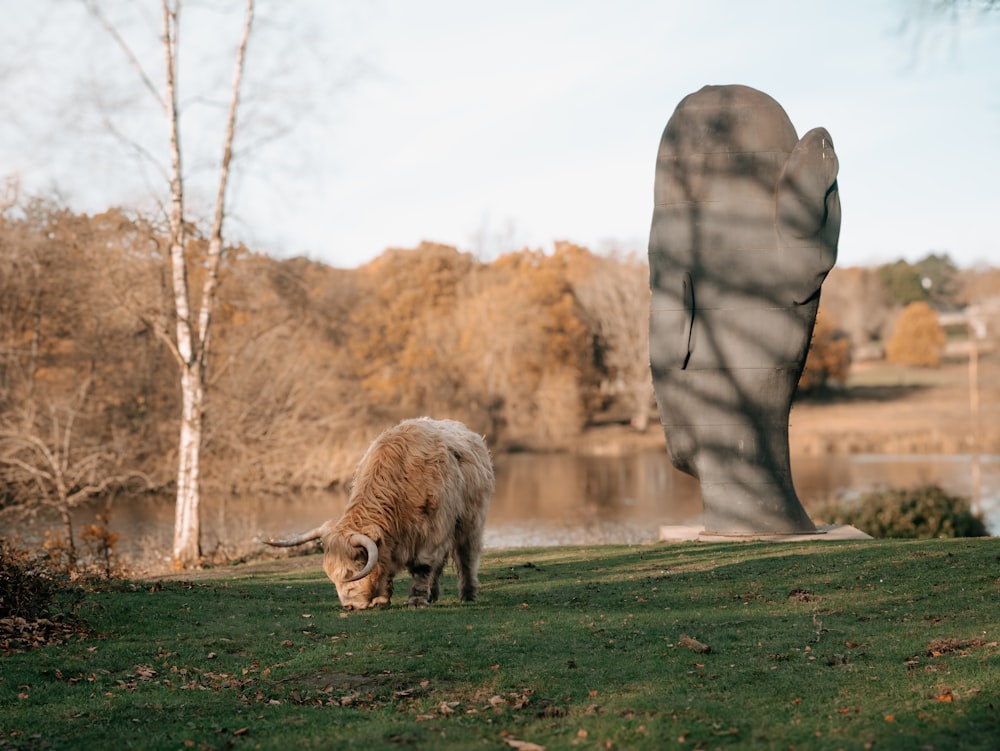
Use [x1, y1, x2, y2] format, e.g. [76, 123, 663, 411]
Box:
[265, 418, 494, 610]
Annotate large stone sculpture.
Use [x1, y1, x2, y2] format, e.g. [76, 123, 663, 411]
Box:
[648, 84, 841, 534]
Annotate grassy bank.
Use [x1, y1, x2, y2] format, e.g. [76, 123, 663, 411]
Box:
[2, 539, 999, 750]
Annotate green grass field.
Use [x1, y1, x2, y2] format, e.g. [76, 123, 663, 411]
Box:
[2, 539, 999, 750]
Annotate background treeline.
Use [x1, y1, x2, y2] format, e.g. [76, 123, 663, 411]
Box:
[2, 198, 999, 506]
[0, 199, 653, 505]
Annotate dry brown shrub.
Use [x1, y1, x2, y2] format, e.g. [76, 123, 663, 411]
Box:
[885, 301, 946, 367]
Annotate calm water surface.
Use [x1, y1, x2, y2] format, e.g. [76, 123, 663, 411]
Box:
[7, 452, 999, 571]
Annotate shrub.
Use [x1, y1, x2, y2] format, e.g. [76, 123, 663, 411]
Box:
[0, 541, 85, 653]
[885, 301, 946, 367]
[816, 485, 989, 539]
[800, 307, 852, 392]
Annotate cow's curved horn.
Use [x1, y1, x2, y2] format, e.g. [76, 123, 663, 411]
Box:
[263, 525, 326, 548]
[346, 533, 379, 582]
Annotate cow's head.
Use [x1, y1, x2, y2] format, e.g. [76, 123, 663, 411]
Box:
[322, 532, 390, 610]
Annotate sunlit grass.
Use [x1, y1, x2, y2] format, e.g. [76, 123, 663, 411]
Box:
[2, 539, 998, 750]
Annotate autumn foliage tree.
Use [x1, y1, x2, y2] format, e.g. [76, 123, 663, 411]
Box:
[344, 242, 598, 450]
[799, 307, 852, 392]
[347, 243, 477, 418]
[885, 301, 947, 367]
[469, 246, 596, 448]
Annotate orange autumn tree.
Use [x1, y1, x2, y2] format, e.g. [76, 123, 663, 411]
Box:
[345, 243, 598, 449]
[886, 301, 947, 367]
[799, 307, 852, 391]
[463, 247, 596, 448]
[347, 243, 478, 417]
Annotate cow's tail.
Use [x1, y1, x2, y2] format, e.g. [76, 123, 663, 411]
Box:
[263, 522, 331, 548]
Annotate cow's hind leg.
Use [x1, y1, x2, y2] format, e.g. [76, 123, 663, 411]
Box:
[453, 517, 484, 602]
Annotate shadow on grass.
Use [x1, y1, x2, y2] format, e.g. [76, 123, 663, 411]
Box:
[795, 382, 928, 406]
[1, 540, 998, 750]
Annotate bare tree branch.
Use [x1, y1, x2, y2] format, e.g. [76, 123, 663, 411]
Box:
[81, 0, 166, 112]
[196, 0, 254, 362]
[98, 111, 170, 186]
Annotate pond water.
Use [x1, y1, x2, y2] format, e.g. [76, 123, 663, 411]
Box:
[6, 451, 999, 572]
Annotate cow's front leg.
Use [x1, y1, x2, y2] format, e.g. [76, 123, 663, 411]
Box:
[407, 558, 445, 607]
[428, 560, 447, 603]
[370, 576, 393, 608]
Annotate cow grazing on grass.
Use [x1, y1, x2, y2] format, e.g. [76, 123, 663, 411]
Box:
[264, 418, 494, 610]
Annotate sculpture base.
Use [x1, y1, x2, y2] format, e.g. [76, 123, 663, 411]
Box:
[658, 524, 872, 542]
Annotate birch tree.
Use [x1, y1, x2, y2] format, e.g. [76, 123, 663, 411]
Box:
[87, 0, 255, 568]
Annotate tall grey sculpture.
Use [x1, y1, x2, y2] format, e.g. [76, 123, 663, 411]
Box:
[648, 84, 841, 535]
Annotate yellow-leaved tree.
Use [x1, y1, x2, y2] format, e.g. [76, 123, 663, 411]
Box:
[799, 307, 852, 391]
[885, 301, 946, 367]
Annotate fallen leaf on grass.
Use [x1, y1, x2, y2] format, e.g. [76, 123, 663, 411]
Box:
[788, 588, 817, 603]
[504, 738, 546, 751]
[934, 688, 955, 702]
[537, 703, 566, 719]
[678, 634, 711, 654]
[1, 615, 82, 654]
[906, 637, 996, 668]
[712, 727, 740, 736]
[926, 637, 994, 657]
[512, 689, 534, 709]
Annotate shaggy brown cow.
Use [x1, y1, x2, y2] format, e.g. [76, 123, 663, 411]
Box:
[264, 418, 494, 610]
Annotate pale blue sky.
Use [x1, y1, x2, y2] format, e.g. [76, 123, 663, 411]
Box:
[2, 1, 998, 269]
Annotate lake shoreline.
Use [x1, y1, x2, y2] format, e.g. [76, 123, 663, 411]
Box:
[572, 355, 1000, 458]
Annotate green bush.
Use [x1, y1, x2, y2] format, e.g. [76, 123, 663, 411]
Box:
[816, 485, 990, 539]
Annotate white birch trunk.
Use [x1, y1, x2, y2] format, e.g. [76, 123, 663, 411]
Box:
[161, 0, 202, 568]
[165, 0, 254, 568]
[173, 365, 203, 567]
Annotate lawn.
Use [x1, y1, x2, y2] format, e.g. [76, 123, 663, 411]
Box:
[2, 539, 999, 750]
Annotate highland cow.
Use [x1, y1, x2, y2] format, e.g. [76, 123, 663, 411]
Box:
[264, 418, 494, 610]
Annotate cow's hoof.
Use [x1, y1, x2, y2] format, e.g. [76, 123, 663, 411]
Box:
[407, 596, 429, 608]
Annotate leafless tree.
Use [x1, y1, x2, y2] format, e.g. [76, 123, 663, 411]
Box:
[571, 249, 655, 431]
[85, 0, 255, 568]
[898, 0, 999, 62]
[0, 380, 150, 565]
